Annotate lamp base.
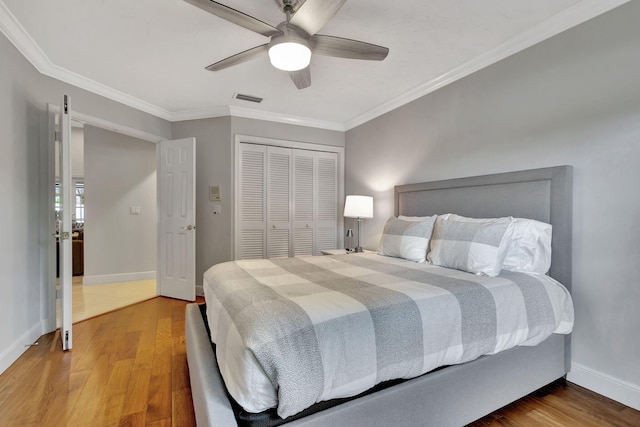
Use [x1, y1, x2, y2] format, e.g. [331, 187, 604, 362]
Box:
[354, 246, 364, 253]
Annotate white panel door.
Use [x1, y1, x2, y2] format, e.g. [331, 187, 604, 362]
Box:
[58, 95, 73, 350]
[158, 138, 196, 301]
[266, 146, 292, 258]
[237, 144, 266, 259]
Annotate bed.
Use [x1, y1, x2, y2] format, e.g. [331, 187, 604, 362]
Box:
[186, 165, 573, 426]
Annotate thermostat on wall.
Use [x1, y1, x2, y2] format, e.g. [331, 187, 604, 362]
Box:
[209, 185, 220, 201]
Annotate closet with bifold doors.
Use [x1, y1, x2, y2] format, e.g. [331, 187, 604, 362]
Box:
[236, 142, 338, 260]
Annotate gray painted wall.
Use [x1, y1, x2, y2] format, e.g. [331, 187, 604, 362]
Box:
[171, 116, 345, 289]
[83, 126, 157, 281]
[0, 31, 170, 373]
[71, 127, 84, 177]
[345, 2, 640, 407]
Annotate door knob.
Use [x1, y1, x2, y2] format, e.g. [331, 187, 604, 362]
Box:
[181, 225, 196, 231]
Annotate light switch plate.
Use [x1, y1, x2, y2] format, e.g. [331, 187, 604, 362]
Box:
[209, 185, 221, 201]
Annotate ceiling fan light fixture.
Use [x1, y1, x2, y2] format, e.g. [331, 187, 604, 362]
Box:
[268, 23, 311, 71]
[268, 42, 311, 71]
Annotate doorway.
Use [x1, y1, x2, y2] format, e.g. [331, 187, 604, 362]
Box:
[52, 113, 162, 326]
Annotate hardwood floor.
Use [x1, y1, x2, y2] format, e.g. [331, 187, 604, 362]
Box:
[1, 297, 199, 427]
[470, 379, 640, 426]
[1, 297, 639, 427]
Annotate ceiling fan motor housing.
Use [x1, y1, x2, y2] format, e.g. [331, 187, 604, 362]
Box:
[270, 22, 310, 50]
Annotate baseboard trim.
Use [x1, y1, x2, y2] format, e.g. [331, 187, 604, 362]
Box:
[0, 322, 44, 375]
[196, 284, 204, 297]
[83, 271, 156, 285]
[568, 362, 640, 410]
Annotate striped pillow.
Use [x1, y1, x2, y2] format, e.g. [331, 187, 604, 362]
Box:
[378, 216, 437, 263]
[428, 216, 514, 276]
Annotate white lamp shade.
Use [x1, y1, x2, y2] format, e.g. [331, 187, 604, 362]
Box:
[344, 195, 373, 218]
[268, 42, 311, 71]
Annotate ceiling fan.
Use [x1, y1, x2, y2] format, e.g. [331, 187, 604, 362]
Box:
[183, 0, 389, 89]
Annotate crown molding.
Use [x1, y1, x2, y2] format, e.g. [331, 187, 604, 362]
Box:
[228, 106, 345, 131]
[169, 105, 232, 122]
[343, 0, 631, 131]
[169, 104, 344, 131]
[1, 0, 629, 132]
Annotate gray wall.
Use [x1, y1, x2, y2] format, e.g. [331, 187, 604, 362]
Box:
[71, 127, 84, 177]
[171, 116, 345, 289]
[345, 2, 640, 407]
[83, 126, 157, 282]
[0, 31, 170, 373]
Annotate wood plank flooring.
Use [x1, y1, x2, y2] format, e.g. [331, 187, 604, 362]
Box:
[1, 296, 639, 427]
[470, 379, 640, 426]
[0, 297, 199, 427]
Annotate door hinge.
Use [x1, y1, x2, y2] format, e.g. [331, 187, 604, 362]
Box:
[64, 331, 70, 348]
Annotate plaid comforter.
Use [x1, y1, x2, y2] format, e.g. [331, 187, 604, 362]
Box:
[203, 253, 573, 419]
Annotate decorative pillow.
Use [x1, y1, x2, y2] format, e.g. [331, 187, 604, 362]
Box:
[428, 215, 514, 276]
[378, 216, 437, 263]
[398, 215, 433, 222]
[400, 214, 451, 221]
[502, 218, 552, 274]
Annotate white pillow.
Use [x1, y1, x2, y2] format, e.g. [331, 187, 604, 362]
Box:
[502, 218, 552, 274]
[398, 215, 433, 222]
[428, 215, 514, 276]
[378, 216, 437, 263]
[400, 213, 453, 221]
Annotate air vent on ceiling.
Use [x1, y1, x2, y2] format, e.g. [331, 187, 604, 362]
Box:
[234, 93, 263, 103]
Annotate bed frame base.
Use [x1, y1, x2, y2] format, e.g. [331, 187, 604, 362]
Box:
[186, 303, 566, 427]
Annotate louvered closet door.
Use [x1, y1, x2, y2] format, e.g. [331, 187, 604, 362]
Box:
[266, 146, 292, 258]
[292, 150, 315, 256]
[315, 151, 338, 254]
[237, 144, 266, 259]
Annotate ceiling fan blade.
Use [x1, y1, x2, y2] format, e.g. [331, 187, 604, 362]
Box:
[183, 0, 280, 37]
[289, 0, 347, 36]
[205, 44, 269, 71]
[289, 66, 311, 89]
[312, 35, 389, 61]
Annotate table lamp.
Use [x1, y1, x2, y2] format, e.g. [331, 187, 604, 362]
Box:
[343, 195, 373, 253]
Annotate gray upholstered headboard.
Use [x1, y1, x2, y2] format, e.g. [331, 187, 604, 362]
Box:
[394, 166, 573, 291]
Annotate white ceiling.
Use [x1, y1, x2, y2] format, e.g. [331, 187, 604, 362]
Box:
[0, 0, 629, 130]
